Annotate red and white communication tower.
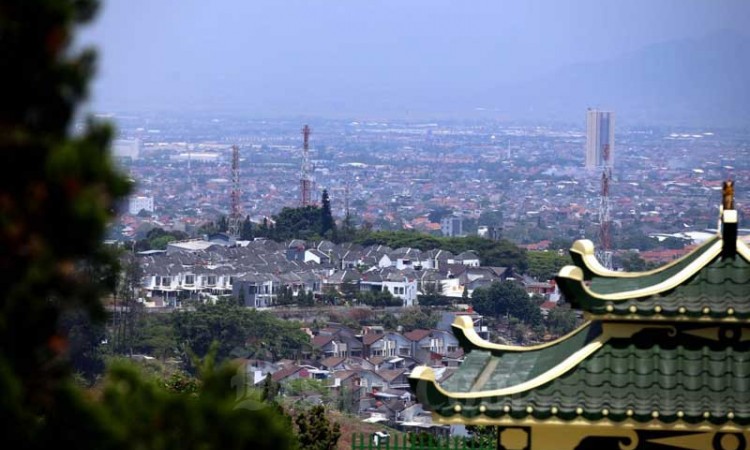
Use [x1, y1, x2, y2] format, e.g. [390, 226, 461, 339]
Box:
[598, 144, 613, 269]
[300, 125, 315, 206]
[227, 144, 242, 237]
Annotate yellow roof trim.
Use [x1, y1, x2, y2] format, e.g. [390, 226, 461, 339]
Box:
[562, 240, 723, 301]
[569, 236, 720, 278]
[411, 323, 668, 399]
[432, 414, 747, 433]
[453, 315, 594, 352]
[584, 312, 748, 323]
[737, 239, 750, 261]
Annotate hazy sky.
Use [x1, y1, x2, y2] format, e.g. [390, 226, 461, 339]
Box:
[81, 0, 750, 117]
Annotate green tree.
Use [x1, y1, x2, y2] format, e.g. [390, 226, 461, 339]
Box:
[272, 205, 322, 240]
[398, 307, 438, 331]
[548, 237, 573, 251]
[260, 373, 280, 404]
[276, 285, 295, 306]
[380, 313, 399, 330]
[466, 425, 498, 448]
[478, 210, 503, 227]
[338, 210, 357, 243]
[408, 432, 440, 447]
[617, 251, 657, 272]
[320, 189, 336, 239]
[471, 281, 543, 326]
[162, 370, 200, 395]
[298, 290, 315, 307]
[58, 308, 107, 384]
[0, 1, 296, 449]
[0, 0, 129, 439]
[295, 405, 341, 450]
[358, 290, 401, 307]
[131, 313, 176, 359]
[546, 304, 579, 336]
[173, 299, 309, 364]
[428, 207, 453, 223]
[526, 251, 571, 281]
[149, 234, 175, 250]
[418, 282, 452, 307]
[113, 255, 143, 354]
[240, 215, 255, 240]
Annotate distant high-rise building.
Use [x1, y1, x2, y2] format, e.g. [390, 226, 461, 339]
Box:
[113, 138, 141, 161]
[441, 217, 463, 237]
[585, 109, 614, 169]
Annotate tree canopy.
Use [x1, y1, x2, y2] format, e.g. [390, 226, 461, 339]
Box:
[354, 231, 528, 272]
[0, 1, 296, 448]
[471, 281, 543, 326]
[526, 251, 571, 281]
[173, 299, 310, 364]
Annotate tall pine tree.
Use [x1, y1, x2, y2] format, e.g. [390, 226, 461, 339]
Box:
[320, 189, 336, 239]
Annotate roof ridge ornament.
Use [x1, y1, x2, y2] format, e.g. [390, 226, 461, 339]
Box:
[722, 179, 735, 211]
[721, 179, 737, 258]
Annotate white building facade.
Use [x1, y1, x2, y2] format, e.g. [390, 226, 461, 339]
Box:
[128, 196, 154, 215]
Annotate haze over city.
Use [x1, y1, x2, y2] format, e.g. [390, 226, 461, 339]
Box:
[83, 0, 750, 125]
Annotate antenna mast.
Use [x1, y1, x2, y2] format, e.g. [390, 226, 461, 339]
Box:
[300, 125, 314, 206]
[228, 145, 242, 238]
[598, 143, 613, 269]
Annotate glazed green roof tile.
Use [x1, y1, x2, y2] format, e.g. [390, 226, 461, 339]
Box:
[573, 236, 720, 285]
[443, 322, 599, 392]
[557, 232, 750, 319]
[451, 316, 601, 355]
[410, 207, 750, 429]
[410, 323, 750, 426]
[579, 256, 750, 319]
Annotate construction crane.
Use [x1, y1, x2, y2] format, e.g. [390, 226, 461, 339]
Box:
[227, 145, 242, 238]
[300, 125, 314, 206]
[598, 143, 613, 269]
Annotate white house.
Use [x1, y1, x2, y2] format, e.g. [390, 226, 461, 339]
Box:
[378, 254, 393, 268]
[381, 272, 418, 307]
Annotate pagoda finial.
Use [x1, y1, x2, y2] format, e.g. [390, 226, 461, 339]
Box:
[722, 179, 735, 210]
[721, 179, 737, 257]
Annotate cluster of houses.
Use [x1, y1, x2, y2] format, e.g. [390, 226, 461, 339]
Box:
[133, 235, 563, 429]
[240, 311, 488, 429]
[135, 235, 557, 308]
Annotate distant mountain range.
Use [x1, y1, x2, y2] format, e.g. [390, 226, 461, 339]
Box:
[483, 30, 750, 126]
[97, 30, 750, 127]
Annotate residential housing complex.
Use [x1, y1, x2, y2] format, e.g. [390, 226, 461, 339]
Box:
[137, 237, 527, 308]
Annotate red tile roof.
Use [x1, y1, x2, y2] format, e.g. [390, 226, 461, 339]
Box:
[404, 329, 432, 342]
[271, 365, 303, 382]
[312, 335, 335, 347]
[363, 333, 384, 345]
[320, 356, 346, 369]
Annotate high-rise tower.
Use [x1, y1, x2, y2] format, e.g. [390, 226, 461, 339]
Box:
[585, 109, 614, 170]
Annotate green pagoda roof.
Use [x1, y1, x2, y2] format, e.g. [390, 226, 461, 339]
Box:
[557, 209, 749, 321]
[409, 188, 750, 436]
[409, 319, 750, 427]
